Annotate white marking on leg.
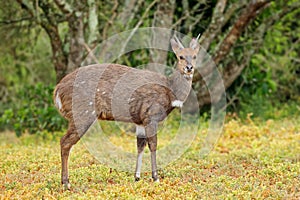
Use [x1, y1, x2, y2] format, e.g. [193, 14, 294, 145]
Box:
[55, 92, 62, 110]
[136, 125, 145, 137]
[135, 125, 145, 180]
[171, 100, 183, 108]
[135, 151, 143, 178]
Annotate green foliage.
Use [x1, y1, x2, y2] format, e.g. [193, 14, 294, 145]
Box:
[227, 62, 300, 119]
[0, 83, 67, 136]
[255, 6, 300, 101]
[0, 29, 55, 87]
[0, 0, 299, 136]
[227, 1, 300, 119]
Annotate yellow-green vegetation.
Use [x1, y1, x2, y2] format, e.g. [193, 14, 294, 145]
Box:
[1, 116, 299, 199]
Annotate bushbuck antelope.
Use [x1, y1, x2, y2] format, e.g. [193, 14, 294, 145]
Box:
[54, 35, 200, 189]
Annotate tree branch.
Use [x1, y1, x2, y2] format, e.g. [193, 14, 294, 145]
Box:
[87, 0, 99, 44]
[16, 0, 35, 17]
[101, 0, 119, 40]
[99, 0, 158, 63]
[222, 0, 248, 30]
[213, 0, 271, 65]
[119, 0, 158, 55]
[67, 12, 85, 74]
[0, 17, 34, 25]
[118, 0, 138, 27]
[193, 0, 270, 83]
[149, 0, 175, 73]
[172, 1, 207, 30]
[53, 0, 73, 15]
[15, 0, 67, 82]
[195, 0, 273, 107]
[199, 0, 227, 50]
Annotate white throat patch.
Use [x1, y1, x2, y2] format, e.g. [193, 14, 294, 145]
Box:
[172, 100, 183, 108]
[184, 74, 193, 79]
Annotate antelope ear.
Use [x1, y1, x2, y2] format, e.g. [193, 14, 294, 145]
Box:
[170, 36, 184, 54]
[189, 38, 200, 52]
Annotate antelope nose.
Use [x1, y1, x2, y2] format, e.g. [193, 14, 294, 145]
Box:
[186, 65, 193, 72]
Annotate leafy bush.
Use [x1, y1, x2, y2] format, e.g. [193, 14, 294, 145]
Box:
[226, 4, 300, 120]
[0, 83, 67, 136]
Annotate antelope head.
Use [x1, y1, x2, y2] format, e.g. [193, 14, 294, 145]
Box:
[170, 35, 200, 79]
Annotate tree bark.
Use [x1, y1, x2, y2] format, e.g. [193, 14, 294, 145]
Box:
[199, 0, 227, 51]
[16, 0, 68, 82]
[213, 0, 270, 65]
[149, 0, 175, 74]
[196, 0, 271, 106]
[66, 13, 85, 76]
[41, 23, 68, 83]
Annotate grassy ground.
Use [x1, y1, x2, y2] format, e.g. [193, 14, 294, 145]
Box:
[0, 116, 299, 199]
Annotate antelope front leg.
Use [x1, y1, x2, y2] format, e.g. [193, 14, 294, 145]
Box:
[146, 122, 159, 182]
[135, 126, 146, 181]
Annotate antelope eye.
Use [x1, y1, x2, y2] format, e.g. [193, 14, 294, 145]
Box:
[179, 56, 184, 60]
[193, 55, 196, 59]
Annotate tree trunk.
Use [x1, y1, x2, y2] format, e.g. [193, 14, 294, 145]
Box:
[41, 23, 68, 83]
[66, 13, 85, 77]
[149, 0, 175, 74]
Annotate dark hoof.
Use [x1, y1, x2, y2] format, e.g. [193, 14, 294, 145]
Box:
[62, 182, 71, 190]
[153, 177, 160, 183]
[135, 177, 140, 182]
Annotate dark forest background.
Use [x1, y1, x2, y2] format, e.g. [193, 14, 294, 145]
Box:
[0, 0, 299, 136]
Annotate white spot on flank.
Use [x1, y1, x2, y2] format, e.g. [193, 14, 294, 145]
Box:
[89, 101, 93, 105]
[81, 81, 86, 84]
[92, 110, 96, 115]
[102, 92, 106, 95]
[85, 110, 89, 113]
[172, 100, 183, 108]
[55, 92, 62, 110]
[97, 89, 100, 92]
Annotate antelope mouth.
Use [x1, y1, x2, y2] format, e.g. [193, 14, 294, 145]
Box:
[183, 68, 194, 79]
[183, 73, 193, 79]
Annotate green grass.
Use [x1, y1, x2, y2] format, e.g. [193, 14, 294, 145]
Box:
[1, 116, 300, 199]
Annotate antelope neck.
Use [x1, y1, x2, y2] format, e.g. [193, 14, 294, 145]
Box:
[168, 69, 193, 103]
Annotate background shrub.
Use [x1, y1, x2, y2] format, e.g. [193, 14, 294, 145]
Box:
[0, 83, 67, 136]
